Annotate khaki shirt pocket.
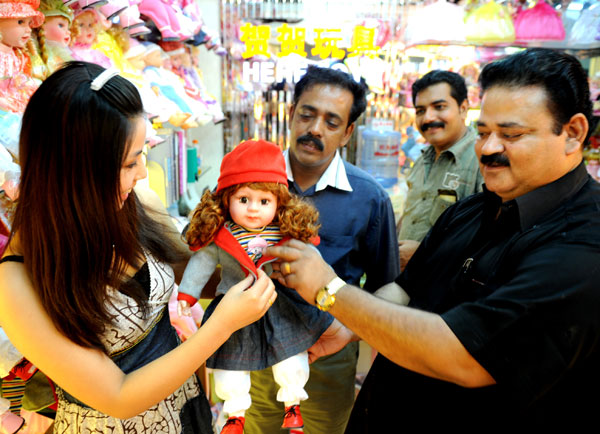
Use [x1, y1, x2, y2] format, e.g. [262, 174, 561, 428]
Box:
[429, 190, 457, 226]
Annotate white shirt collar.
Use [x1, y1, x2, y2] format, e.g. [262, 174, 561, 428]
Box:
[284, 149, 353, 193]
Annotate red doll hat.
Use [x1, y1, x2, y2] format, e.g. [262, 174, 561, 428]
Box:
[217, 139, 288, 193]
[158, 40, 185, 57]
[0, 0, 45, 28]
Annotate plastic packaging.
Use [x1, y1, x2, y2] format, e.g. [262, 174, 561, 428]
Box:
[514, 1, 565, 41]
[357, 128, 402, 188]
[568, 3, 600, 45]
[465, 1, 515, 43]
[0, 110, 22, 157]
[0, 143, 20, 201]
[404, 0, 465, 45]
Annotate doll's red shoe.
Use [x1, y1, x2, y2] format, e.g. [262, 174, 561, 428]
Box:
[0, 411, 25, 434]
[221, 416, 245, 434]
[281, 405, 303, 429]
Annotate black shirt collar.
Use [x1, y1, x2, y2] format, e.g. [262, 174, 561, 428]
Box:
[483, 161, 589, 230]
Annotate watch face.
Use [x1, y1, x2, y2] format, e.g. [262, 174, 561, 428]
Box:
[316, 288, 334, 310]
[316, 288, 330, 306]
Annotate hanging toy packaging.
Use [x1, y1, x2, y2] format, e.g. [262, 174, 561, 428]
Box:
[567, 2, 600, 45]
[0, 142, 19, 201]
[464, 0, 515, 44]
[514, 0, 565, 41]
[0, 108, 20, 156]
[404, 0, 466, 46]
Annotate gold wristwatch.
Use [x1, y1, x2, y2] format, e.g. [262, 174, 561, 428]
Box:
[315, 277, 346, 311]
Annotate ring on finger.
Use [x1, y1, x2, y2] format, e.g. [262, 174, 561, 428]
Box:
[283, 262, 291, 275]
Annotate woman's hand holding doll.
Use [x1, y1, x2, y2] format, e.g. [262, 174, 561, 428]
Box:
[207, 270, 277, 335]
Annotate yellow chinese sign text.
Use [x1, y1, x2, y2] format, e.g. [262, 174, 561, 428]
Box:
[276, 23, 307, 57]
[240, 22, 271, 59]
[348, 26, 380, 58]
[311, 29, 345, 60]
[239, 23, 383, 60]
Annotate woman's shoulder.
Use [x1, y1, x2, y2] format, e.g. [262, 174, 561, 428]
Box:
[0, 241, 24, 267]
[0, 249, 34, 319]
[0, 244, 26, 274]
[0, 255, 23, 264]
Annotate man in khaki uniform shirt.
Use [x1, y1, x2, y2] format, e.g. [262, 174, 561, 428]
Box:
[398, 70, 483, 270]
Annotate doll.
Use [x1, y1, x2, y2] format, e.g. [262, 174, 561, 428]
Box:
[93, 23, 130, 70]
[69, 6, 111, 68]
[188, 45, 225, 122]
[34, 0, 74, 74]
[164, 42, 225, 124]
[138, 0, 198, 41]
[0, 142, 19, 202]
[458, 62, 481, 108]
[0, 0, 45, 113]
[0, 396, 24, 434]
[0, 329, 47, 434]
[122, 38, 186, 127]
[177, 139, 333, 434]
[142, 41, 212, 127]
[0, 326, 25, 434]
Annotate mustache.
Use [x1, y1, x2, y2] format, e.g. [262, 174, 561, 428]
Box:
[421, 121, 445, 132]
[480, 153, 510, 167]
[297, 134, 324, 151]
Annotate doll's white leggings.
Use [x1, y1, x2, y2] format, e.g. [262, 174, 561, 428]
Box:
[214, 351, 309, 417]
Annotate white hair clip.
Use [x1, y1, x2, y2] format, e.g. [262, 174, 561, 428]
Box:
[90, 68, 120, 91]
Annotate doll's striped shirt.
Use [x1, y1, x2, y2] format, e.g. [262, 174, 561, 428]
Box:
[227, 222, 283, 263]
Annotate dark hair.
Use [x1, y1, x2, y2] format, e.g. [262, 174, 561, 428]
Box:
[479, 48, 592, 144]
[293, 65, 367, 126]
[13, 61, 187, 350]
[411, 70, 468, 106]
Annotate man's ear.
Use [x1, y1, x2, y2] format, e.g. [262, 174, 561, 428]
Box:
[340, 123, 355, 147]
[459, 99, 469, 120]
[564, 113, 588, 154]
[289, 103, 296, 121]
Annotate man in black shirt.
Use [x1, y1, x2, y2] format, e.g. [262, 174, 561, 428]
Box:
[267, 48, 599, 430]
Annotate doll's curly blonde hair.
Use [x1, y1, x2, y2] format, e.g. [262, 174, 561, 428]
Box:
[186, 182, 320, 249]
[107, 24, 129, 53]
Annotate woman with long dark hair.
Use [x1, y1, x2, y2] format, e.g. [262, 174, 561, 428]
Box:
[0, 61, 276, 433]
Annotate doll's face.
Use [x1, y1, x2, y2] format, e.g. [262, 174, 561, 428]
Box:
[169, 53, 184, 69]
[144, 49, 162, 68]
[0, 17, 34, 51]
[181, 52, 192, 68]
[73, 11, 97, 45]
[43, 16, 71, 46]
[229, 186, 278, 230]
[128, 53, 145, 71]
[190, 47, 200, 67]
